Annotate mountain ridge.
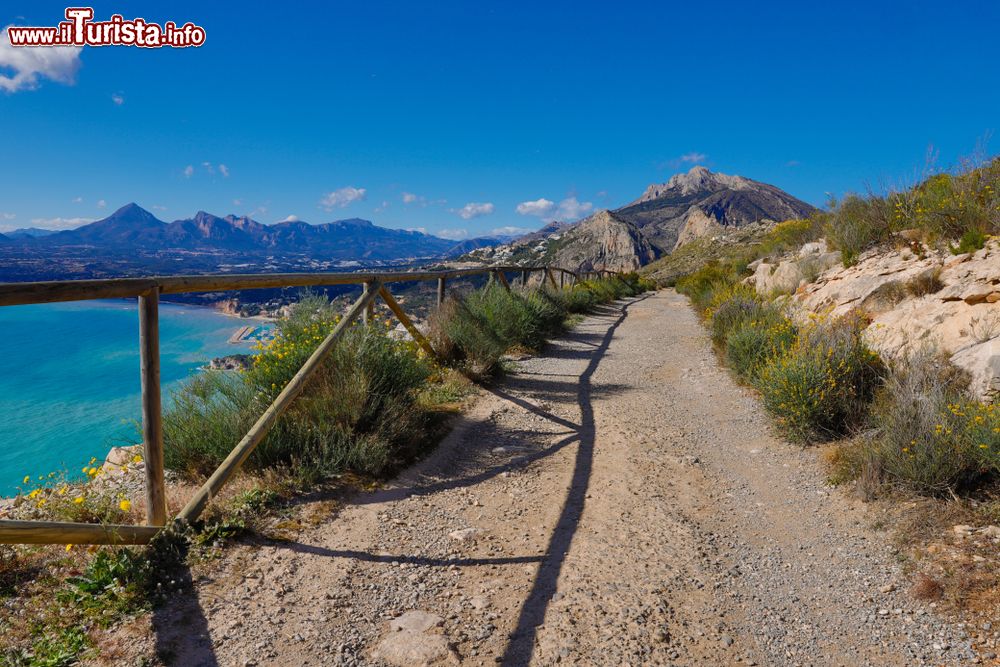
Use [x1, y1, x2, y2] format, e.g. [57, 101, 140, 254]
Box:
[21, 203, 470, 261]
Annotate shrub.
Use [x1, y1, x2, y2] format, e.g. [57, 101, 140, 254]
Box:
[706, 284, 779, 346]
[755, 314, 884, 443]
[830, 350, 988, 496]
[905, 267, 944, 297]
[950, 228, 988, 255]
[431, 276, 645, 377]
[825, 194, 893, 267]
[726, 316, 797, 381]
[164, 297, 432, 481]
[758, 218, 822, 258]
[675, 262, 742, 314]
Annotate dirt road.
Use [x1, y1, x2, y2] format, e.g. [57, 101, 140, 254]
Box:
[131, 290, 979, 666]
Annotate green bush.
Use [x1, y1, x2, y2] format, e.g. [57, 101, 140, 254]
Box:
[829, 351, 994, 496]
[706, 284, 775, 346]
[950, 228, 988, 255]
[755, 314, 884, 443]
[757, 217, 824, 258]
[675, 262, 742, 314]
[432, 276, 647, 377]
[726, 316, 797, 381]
[164, 297, 432, 481]
[825, 194, 893, 267]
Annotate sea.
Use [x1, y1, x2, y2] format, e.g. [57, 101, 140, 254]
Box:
[0, 300, 268, 495]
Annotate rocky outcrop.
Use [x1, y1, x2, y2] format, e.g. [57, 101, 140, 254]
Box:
[775, 239, 1000, 398]
[208, 354, 253, 371]
[551, 210, 659, 272]
[615, 166, 818, 252]
[673, 207, 724, 250]
[746, 240, 841, 295]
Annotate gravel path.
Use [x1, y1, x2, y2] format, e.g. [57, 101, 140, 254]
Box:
[132, 290, 984, 667]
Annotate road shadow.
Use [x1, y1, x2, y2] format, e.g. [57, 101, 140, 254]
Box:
[148, 539, 219, 667]
[500, 295, 644, 665]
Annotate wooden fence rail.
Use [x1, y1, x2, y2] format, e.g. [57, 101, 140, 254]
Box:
[0, 264, 621, 545]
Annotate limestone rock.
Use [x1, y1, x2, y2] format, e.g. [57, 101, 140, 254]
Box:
[389, 611, 443, 634]
[373, 630, 457, 666]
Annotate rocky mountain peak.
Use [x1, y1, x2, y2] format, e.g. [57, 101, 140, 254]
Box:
[638, 166, 753, 202]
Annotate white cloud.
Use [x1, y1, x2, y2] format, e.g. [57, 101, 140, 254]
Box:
[111, 92, 124, 105]
[219, 164, 230, 178]
[232, 198, 242, 206]
[455, 202, 494, 220]
[151, 204, 168, 212]
[320, 186, 366, 211]
[71, 196, 83, 203]
[201, 161, 214, 174]
[436, 228, 469, 240]
[96, 199, 106, 208]
[374, 200, 389, 213]
[183, 165, 194, 178]
[29, 216, 93, 230]
[516, 196, 592, 222]
[489, 226, 531, 237]
[406, 226, 428, 234]
[278, 214, 299, 223]
[0, 27, 82, 92]
[554, 196, 592, 221]
[1, 212, 15, 220]
[516, 198, 556, 217]
[664, 152, 708, 169]
[402, 192, 419, 204]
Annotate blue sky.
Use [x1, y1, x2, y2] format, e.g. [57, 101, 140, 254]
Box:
[1, 1, 998, 239]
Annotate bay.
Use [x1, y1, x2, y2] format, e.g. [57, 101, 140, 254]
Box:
[0, 300, 267, 495]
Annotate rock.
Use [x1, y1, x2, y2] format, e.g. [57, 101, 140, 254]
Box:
[798, 239, 828, 257]
[748, 261, 802, 295]
[674, 207, 725, 250]
[373, 630, 458, 666]
[448, 528, 482, 542]
[105, 444, 141, 467]
[953, 525, 975, 537]
[980, 525, 1000, 538]
[208, 354, 253, 371]
[389, 611, 443, 634]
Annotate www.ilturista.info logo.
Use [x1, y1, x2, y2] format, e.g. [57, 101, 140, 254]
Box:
[7, 7, 205, 48]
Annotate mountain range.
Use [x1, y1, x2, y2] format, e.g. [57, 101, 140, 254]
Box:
[1, 167, 817, 279]
[0, 203, 500, 261]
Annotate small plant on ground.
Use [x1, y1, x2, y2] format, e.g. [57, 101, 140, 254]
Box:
[905, 267, 944, 297]
[967, 308, 1000, 343]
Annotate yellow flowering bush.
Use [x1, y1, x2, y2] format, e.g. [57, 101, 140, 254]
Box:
[755, 313, 883, 444]
[830, 350, 999, 497]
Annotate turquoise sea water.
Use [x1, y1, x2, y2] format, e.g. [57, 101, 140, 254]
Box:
[0, 300, 265, 495]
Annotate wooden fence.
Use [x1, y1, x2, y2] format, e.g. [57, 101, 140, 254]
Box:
[0, 265, 620, 545]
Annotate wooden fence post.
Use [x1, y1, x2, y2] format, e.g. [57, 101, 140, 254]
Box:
[437, 276, 446, 308]
[559, 271, 565, 289]
[521, 269, 529, 287]
[494, 270, 511, 291]
[545, 268, 558, 290]
[138, 289, 166, 527]
[378, 286, 439, 361]
[363, 281, 375, 325]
